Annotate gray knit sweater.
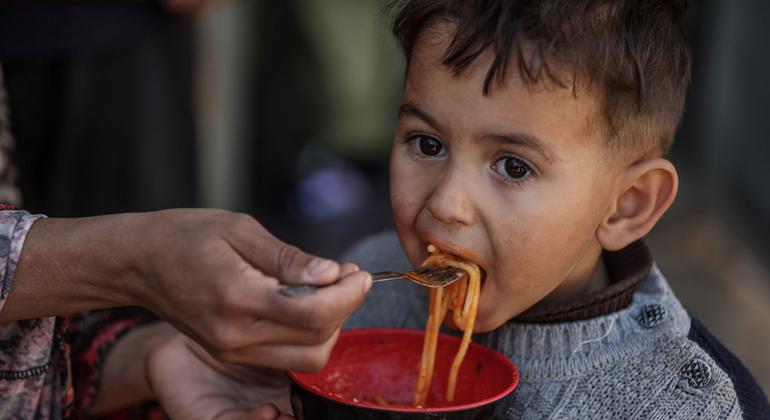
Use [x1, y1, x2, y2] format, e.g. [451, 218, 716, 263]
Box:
[342, 231, 743, 419]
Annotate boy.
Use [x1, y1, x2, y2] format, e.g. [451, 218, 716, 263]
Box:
[343, 0, 770, 418]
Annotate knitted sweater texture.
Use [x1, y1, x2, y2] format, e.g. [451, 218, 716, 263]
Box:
[343, 232, 744, 419]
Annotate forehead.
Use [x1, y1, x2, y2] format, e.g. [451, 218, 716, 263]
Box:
[403, 23, 603, 152]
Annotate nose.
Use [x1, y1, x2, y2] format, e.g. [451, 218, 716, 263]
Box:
[425, 166, 476, 226]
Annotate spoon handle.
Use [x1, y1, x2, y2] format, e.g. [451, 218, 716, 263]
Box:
[279, 271, 406, 298]
[371, 271, 409, 282]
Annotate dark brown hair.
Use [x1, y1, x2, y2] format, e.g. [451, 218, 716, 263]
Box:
[389, 0, 692, 157]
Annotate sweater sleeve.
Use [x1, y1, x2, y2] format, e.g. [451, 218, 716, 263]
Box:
[688, 316, 770, 419]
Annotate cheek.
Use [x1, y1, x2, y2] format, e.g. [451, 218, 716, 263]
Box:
[488, 184, 601, 282]
[389, 151, 430, 227]
[390, 152, 428, 235]
[389, 152, 429, 256]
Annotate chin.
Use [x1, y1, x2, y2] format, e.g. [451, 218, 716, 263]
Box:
[471, 309, 502, 333]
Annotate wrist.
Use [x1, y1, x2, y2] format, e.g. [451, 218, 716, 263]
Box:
[105, 211, 161, 309]
[61, 213, 149, 308]
[120, 209, 185, 314]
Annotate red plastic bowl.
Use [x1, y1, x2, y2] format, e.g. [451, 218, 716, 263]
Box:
[288, 328, 519, 420]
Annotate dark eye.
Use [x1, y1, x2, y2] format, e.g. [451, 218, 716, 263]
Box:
[409, 135, 446, 158]
[493, 156, 532, 181]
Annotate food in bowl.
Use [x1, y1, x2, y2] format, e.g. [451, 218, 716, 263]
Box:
[288, 328, 518, 420]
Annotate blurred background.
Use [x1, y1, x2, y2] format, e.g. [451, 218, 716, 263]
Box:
[0, 0, 768, 394]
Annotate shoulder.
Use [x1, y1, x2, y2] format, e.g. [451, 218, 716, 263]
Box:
[685, 316, 770, 419]
[628, 267, 767, 419]
[340, 231, 428, 331]
[632, 334, 742, 419]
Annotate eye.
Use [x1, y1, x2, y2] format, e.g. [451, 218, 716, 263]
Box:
[408, 135, 447, 158]
[493, 156, 533, 182]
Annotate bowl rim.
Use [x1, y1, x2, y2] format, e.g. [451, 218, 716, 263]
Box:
[287, 328, 520, 413]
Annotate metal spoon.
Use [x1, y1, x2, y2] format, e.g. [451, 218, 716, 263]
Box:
[279, 266, 466, 297]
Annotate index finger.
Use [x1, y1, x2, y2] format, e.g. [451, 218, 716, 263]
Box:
[226, 215, 341, 286]
[261, 270, 372, 329]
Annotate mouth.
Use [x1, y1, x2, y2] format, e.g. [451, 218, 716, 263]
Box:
[422, 239, 488, 287]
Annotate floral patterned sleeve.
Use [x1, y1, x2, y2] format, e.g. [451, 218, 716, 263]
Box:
[0, 208, 73, 419]
[69, 308, 158, 419]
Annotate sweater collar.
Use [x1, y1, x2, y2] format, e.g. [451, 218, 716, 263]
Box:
[477, 263, 691, 380]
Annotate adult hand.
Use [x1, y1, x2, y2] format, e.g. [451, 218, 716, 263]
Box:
[5, 209, 371, 373]
[147, 326, 295, 420]
[134, 209, 371, 372]
[91, 322, 295, 419]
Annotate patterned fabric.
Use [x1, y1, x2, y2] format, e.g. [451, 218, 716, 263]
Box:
[0, 210, 64, 419]
[0, 210, 163, 420]
[69, 308, 159, 419]
[343, 231, 757, 419]
[0, 65, 22, 208]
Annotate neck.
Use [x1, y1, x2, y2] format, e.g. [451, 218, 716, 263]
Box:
[583, 258, 610, 294]
[539, 247, 608, 306]
[514, 240, 653, 323]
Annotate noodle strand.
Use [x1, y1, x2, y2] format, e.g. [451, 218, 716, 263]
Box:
[412, 246, 482, 405]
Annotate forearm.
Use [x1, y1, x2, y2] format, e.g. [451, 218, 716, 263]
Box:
[0, 213, 147, 322]
[90, 322, 177, 415]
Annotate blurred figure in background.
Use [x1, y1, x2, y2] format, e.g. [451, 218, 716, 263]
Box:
[0, 1, 240, 418]
[0, 0, 215, 216]
[204, 0, 402, 257]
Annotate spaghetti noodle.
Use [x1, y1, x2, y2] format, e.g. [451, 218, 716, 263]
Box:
[412, 244, 481, 406]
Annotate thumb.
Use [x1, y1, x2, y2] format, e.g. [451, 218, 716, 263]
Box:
[232, 223, 340, 285]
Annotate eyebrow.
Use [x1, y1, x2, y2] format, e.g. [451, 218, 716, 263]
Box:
[398, 101, 555, 162]
[483, 133, 555, 162]
[398, 102, 444, 133]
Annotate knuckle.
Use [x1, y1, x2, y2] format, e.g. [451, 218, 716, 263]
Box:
[304, 351, 329, 373]
[303, 305, 331, 329]
[275, 244, 303, 277]
[315, 339, 337, 369]
[230, 212, 256, 232]
[214, 350, 241, 366]
[218, 280, 242, 309]
[209, 327, 242, 353]
[211, 292, 236, 321]
[314, 323, 337, 344]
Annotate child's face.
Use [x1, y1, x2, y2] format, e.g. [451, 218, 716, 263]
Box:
[390, 25, 625, 331]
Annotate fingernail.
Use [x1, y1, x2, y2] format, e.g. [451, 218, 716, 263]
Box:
[364, 272, 373, 293]
[306, 258, 335, 277]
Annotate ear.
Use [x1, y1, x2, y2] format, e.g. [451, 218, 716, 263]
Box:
[597, 158, 678, 251]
